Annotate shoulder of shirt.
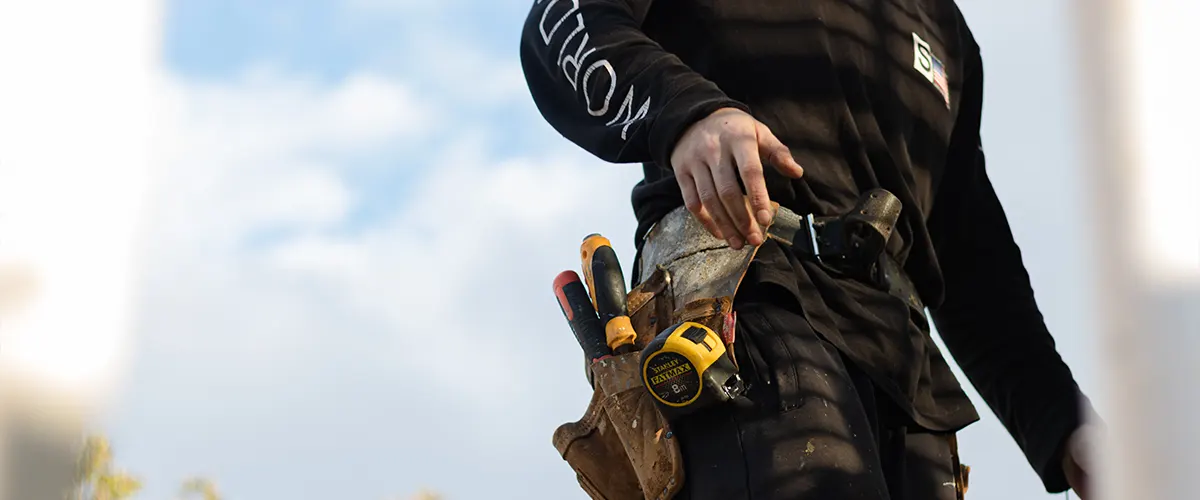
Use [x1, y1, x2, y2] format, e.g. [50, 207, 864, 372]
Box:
[946, 1, 983, 60]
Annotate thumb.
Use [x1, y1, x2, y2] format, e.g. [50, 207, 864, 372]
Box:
[756, 123, 804, 178]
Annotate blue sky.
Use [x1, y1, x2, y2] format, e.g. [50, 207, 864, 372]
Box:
[163, 0, 560, 234]
[167, 1, 520, 79]
[100, 1, 1100, 499]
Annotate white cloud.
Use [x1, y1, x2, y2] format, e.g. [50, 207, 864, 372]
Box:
[161, 67, 435, 159]
[246, 166, 353, 228]
[333, 0, 532, 107]
[326, 73, 437, 142]
[147, 68, 435, 254]
[405, 38, 533, 106]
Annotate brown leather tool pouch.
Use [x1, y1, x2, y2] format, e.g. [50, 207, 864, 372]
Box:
[552, 352, 684, 500]
[552, 204, 773, 499]
[552, 264, 683, 500]
[552, 387, 642, 499]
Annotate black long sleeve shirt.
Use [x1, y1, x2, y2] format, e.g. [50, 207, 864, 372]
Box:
[520, 0, 1091, 493]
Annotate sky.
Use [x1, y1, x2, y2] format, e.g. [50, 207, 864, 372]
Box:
[97, 0, 1103, 499]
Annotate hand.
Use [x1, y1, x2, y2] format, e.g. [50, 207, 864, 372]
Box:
[670, 108, 805, 250]
[1062, 426, 1098, 499]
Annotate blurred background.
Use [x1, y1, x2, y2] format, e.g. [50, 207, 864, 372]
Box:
[0, 0, 1195, 499]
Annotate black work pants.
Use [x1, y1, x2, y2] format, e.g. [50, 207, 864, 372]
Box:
[673, 283, 962, 500]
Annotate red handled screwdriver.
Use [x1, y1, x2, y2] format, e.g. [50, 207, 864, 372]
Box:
[554, 270, 612, 362]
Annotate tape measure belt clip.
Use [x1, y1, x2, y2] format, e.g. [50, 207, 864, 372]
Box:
[765, 188, 903, 276]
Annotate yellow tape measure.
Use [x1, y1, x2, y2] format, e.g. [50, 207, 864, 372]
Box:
[640, 321, 744, 418]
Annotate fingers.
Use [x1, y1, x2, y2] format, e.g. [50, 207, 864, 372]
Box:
[756, 123, 804, 178]
[677, 170, 723, 240]
[669, 108, 791, 248]
[714, 157, 761, 247]
[691, 163, 744, 249]
[731, 138, 773, 228]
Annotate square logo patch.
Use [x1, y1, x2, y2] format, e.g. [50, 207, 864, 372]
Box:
[913, 32, 951, 108]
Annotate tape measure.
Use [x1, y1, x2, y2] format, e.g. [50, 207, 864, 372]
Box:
[640, 321, 745, 419]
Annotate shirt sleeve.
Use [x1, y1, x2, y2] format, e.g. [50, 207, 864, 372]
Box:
[519, 0, 749, 167]
[926, 42, 1097, 494]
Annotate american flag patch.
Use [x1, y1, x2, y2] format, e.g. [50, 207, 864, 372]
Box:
[932, 56, 950, 107]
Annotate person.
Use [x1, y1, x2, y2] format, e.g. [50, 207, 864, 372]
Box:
[519, 1, 1098, 498]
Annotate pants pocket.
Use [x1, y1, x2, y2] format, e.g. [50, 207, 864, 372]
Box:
[733, 300, 825, 413]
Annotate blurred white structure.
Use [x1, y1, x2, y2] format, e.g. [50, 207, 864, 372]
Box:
[0, 2, 161, 499]
[1075, 1, 1200, 499]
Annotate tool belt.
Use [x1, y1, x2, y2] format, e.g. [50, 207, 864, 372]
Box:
[552, 189, 919, 500]
[636, 188, 921, 314]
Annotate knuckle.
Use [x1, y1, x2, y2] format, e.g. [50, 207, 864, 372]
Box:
[739, 161, 764, 176]
[707, 205, 728, 221]
[723, 128, 755, 144]
[699, 136, 722, 158]
[670, 154, 686, 171]
[717, 183, 742, 198]
[684, 198, 702, 212]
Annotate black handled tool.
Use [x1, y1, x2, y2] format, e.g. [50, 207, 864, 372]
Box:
[554, 270, 612, 362]
[580, 234, 637, 354]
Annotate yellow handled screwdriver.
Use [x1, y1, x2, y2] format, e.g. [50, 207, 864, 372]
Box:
[580, 234, 637, 354]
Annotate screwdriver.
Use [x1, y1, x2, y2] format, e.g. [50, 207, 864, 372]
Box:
[553, 270, 612, 363]
[580, 234, 637, 354]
